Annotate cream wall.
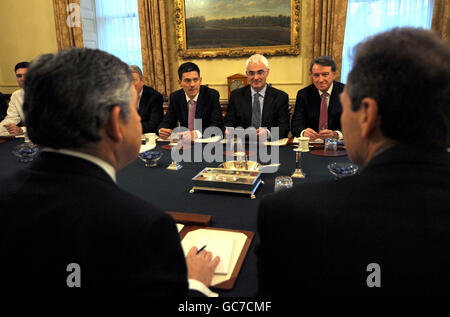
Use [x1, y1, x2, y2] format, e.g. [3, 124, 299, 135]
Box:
[168, 1, 312, 102]
[0, 0, 58, 94]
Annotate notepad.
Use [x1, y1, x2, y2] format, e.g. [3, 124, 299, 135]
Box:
[196, 237, 235, 275]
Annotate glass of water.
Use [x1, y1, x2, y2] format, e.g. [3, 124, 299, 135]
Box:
[274, 176, 293, 192]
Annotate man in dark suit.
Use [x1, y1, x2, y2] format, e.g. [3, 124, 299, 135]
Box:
[257, 28, 450, 296]
[291, 56, 345, 140]
[224, 54, 290, 140]
[129, 65, 164, 133]
[158, 62, 223, 140]
[0, 48, 219, 296]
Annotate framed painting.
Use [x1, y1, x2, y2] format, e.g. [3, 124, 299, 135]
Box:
[175, 0, 301, 58]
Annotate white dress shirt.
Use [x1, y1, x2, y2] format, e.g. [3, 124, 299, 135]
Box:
[0, 88, 25, 135]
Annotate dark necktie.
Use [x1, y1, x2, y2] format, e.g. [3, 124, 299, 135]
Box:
[252, 93, 261, 128]
[188, 99, 196, 131]
[318, 92, 328, 131]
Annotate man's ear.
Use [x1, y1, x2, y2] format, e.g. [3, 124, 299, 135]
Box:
[360, 97, 379, 138]
[105, 106, 123, 143]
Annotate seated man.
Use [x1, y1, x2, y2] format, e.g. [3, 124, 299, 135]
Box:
[0, 48, 219, 296]
[0, 62, 29, 136]
[129, 65, 164, 133]
[158, 62, 223, 140]
[291, 56, 345, 140]
[224, 54, 290, 140]
[257, 28, 450, 296]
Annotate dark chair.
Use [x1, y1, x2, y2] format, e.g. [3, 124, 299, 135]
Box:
[0, 92, 8, 122]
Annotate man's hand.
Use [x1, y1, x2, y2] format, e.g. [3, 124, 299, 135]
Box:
[303, 128, 320, 140]
[256, 128, 268, 141]
[318, 129, 338, 139]
[186, 246, 220, 287]
[4, 123, 23, 135]
[158, 128, 172, 139]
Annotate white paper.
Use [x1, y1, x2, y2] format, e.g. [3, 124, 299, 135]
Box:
[181, 229, 247, 286]
[196, 237, 234, 275]
[264, 138, 289, 146]
[193, 135, 222, 143]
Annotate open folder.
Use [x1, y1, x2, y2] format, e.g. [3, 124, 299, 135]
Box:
[180, 226, 254, 290]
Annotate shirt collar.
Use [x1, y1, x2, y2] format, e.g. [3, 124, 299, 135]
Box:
[250, 84, 267, 98]
[42, 148, 117, 183]
[185, 91, 199, 103]
[318, 82, 334, 97]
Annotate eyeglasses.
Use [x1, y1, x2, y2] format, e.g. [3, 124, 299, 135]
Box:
[16, 74, 25, 78]
[247, 70, 266, 77]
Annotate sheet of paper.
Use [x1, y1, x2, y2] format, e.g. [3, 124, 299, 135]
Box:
[196, 237, 234, 275]
[181, 229, 248, 286]
[176, 223, 184, 233]
[264, 138, 289, 146]
[193, 135, 222, 143]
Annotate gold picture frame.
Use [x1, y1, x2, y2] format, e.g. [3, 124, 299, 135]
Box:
[175, 0, 301, 58]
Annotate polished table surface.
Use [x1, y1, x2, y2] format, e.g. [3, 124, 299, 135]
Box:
[0, 138, 351, 296]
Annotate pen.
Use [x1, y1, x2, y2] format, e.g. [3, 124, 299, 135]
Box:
[196, 245, 207, 254]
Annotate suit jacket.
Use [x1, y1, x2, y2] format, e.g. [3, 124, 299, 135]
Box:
[0, 92, 7, 122]
[139, 85, 164, 133]
[0, 152, 191, 296]
[224, 85, 290, 139]
[291, 81, 345, 137]
[257, 145, 450, 296]
[158, 85, 223, 133]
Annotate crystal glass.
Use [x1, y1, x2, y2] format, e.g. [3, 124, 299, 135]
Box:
[324, 138, 338, 152]
[328, 162, 359, 178]
[138, 150, 163, 167]
[274, 176, 293, 192]
[12, 142, 39, 163]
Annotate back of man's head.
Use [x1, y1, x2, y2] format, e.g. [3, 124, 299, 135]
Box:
[24, 48, 133, 149]
[347, 27, 450, 149]
[14, 62, 29, 72]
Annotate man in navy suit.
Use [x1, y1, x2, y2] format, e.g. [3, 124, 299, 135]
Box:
[129, 65, 163, 133]
[0, 48, 219, 296]
[224, 54, 290, 140]
[291, 56, 345, 140]
[158, 62, 223, 140]
[257, 28, 450, 296]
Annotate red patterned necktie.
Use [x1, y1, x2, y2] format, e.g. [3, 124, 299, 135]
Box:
[318, 92, 328, 131]
[188, 99, 196, 131]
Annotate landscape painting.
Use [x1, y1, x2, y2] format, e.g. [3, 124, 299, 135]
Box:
[175, 0, 301, 58]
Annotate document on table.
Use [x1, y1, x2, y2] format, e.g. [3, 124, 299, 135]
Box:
[264, 138, 289, 146]
[193, 135, 222, 143]
[139, 142, 156, 153]
[181, 229, 248, 286]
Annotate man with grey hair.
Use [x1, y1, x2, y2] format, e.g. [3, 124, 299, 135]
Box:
[257, 28, 450, 296]
[129, 65, 164, 133]
[291, 56, 345, 140]
[0, 49, 219, 296]
[224, 54, 290, 139]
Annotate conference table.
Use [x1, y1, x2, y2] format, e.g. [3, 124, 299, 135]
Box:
[0, 137, 351, 297]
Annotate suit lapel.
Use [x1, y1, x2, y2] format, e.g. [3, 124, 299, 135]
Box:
[195, 86, 204, 120]
[244, 86, 253, 126]
[261, 86, 273, 127]
[177, 89, 188, 127]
